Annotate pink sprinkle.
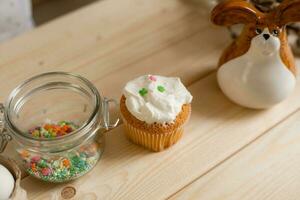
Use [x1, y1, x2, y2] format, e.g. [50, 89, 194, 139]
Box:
[41, 168, 51, 176]
[31, 156, 41, 163]
[149, 75, 157, 82]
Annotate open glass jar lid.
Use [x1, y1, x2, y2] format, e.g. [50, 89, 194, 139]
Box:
[0, 72, 119, 182]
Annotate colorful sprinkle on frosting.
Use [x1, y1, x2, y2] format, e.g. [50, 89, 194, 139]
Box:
[149, 75, 157, 82]
[157, 85, 165, 93]
[124, 75, 193, 124]
[139, 88, 148, 97]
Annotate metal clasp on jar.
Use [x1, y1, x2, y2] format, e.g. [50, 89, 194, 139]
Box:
[0, 103, 12, 153]
[102, 98, 119, 130]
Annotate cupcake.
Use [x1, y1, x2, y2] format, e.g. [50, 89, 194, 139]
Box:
[120, 75, 193, 152]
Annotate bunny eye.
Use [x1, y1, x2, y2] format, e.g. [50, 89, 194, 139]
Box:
[272, 29, 279, 36]
[255, 28, 262, 35]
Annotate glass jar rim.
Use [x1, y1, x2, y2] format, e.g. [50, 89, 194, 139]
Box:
[4, 72, 102, 144]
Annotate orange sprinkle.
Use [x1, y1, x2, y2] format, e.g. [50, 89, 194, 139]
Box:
[62, 125, 72, 134]
[62, 159, 71, 168]
[53, 126, 60, 132]
[20, 150, 30, 158]
[31, 163, 37, 172]
[44, 124, 52, 130]
[62, 125, 69, 132]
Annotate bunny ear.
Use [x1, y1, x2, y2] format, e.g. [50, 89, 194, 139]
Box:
[276, 0, 300, 26]
[211, 0, 261, 26]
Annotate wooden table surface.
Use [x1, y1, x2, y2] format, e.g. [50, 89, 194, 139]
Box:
[1, 0, 300, 199]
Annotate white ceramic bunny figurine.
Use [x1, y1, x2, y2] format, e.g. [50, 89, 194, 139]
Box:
[211, 0, 300, 109]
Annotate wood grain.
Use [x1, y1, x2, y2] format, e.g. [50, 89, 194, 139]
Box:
[170, 107, 300, 200]
[0, 0, 228, 161]
[1, 0, 229, 175]
[1, 0, 300, 199]
[20, 69, 300, 199]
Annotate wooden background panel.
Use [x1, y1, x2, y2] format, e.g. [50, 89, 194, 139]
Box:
[170, 109, 300, 200]
[32, 0, 99, 25]
[20, 70, 300, 200]
[32, 0, 47, 5]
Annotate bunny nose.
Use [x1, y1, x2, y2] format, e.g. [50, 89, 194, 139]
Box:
[263, 34, 270, 40]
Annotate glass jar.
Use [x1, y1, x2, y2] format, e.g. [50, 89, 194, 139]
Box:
[0, 72, 119, 183]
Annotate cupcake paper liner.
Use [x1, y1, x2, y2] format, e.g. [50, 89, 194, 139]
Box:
[122, 116, 184, 152]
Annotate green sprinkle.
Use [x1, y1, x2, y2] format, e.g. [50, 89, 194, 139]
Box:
[139, 88, 148, 97]
[38, 160, 48, 168]
[58, 121, 67, 126]
[157, 85, 165, 93]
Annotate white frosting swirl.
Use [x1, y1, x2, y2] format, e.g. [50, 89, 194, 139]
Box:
[123, 75, 193, 124]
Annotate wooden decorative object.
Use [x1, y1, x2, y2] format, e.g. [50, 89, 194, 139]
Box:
[0, 156, 27, 200]
[31, 0, 48, 6]
[211, 0, 300, 109]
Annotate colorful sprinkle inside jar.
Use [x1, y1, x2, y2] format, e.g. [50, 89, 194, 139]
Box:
[29, 121, 78, 139]
[17, 121, 101, 182]
[0, 72, 119, 183]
